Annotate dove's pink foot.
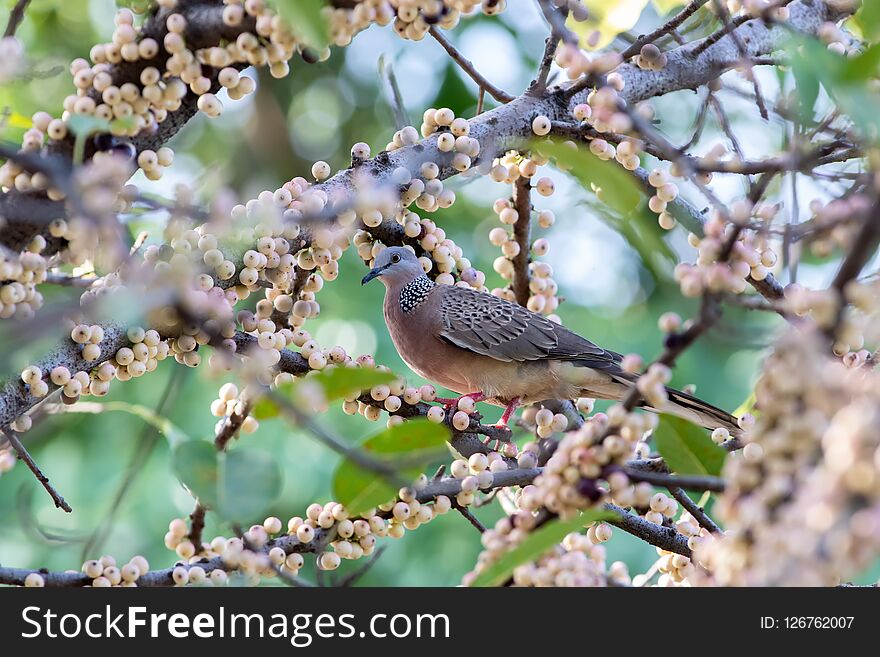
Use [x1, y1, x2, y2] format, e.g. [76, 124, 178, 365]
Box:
[495, 397, 520, 427]
[482, 397, 520, 449]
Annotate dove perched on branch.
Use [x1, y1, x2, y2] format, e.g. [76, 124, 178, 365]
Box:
[363, 247, 739, 433]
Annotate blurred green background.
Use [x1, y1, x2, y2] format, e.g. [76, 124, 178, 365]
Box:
[2, 0, 862, 586]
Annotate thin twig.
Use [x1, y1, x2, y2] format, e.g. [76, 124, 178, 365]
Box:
[709, 0, 768, 120]
[532, 35, 558, 92]
[452, 502, 486, 533]
[620, 0, 710, 60]
[3, 0, 31, 38]
[681, 91, 713, 150]
[2, 427, 72, 512]
[377, 54, 409, 131]
[536, 0, 577, 45]
[428, 26, 514, 103]
[668, 486, 721, 534]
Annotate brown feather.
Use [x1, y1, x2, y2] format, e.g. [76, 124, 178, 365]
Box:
[437, 285, 621, 369]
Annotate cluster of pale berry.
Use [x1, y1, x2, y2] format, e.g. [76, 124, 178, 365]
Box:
[644, 167, 680, 231]
[803, 195, 873, 260]
[462, 513, 612, 587]
[210, 382, 260, 435]
[674, 206, 780, 297]
[163, 516, 293, 585]
[394, 107, 482, 178]
[162, 466, 512, 586]
[817, 17, 860, 55]
[0, 235, 47, 321]
[326, 0, 506, 47]
[633, 546, 698, 587]
[633, 508, 717, 586]
[484, 155, 560, 314]
[584, 82, 634, 135]
[0, 119, 137, 316]
[633, 43, 668, 71]
[355, 221, 486, 291]
[781, 274, 879, 365]
[11, 323, 169, 431]
[727, 0, 793, 21]
[512, 532, 612, 587]
[837, 283, 879, 365]
[695, 330, 880, 585]
[520, 409, 656, 518]
[345, 378, 430, 426]
[519, 407, 570, 440]
[22, 554, 152, 588]
[77, 327, 155, 385]
[16, 0, 303, 188]
[554, 42, 622, 82]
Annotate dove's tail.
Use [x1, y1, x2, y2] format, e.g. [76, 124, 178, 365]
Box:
[640, 385, 741, 435]
[561, 363, 742, 435]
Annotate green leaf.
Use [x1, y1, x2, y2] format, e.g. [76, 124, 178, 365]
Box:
[172, 441, 219, 508]
[470, 509, 616, 587]
[854, 0, 880, 43]
[66, 114, 110, 137]
[539, 140, 641, 216]
[588, 201, 676, 280]
[171, 442, 283, 521]
[252, 367, 397, 420]
[116, 0, 152, 11]
[275, 0, 328, 49]
[652, 0, 686, 14]
[733, 392, 756, 419]
[790, 37, 880, 141]
[219, 449, 283, 521]
[654, 414, 726, 477]
[307, 367, 397, 401]
[252, 396, 281, 420]
[332, 419, 449, 516]
[569, 0, 650, 50]
[67, 114, 111, 165]
[791, 49, 820, 122]
[63, 400, 190, 447]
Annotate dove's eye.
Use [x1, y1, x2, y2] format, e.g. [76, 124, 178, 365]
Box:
[391, 254, 401, 264]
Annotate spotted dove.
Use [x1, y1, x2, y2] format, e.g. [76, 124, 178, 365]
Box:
[363, 247, 739, 432]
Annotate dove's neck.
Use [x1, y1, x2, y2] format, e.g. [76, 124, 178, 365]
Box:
[396, 275, 435, 314]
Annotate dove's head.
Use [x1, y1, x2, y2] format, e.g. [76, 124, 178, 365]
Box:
[361, 246, 424, 287]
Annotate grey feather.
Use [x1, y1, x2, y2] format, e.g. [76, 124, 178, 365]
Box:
[436, 285, 622, 370]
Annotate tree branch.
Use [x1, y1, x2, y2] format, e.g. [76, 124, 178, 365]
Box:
[3, 0, 31, 38]
[511, 176, 532, 307]
[668, 486, 721, 534]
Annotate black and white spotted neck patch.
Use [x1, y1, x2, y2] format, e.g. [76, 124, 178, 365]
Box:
[399, 276, 436, 313]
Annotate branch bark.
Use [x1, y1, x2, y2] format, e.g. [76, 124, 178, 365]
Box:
[511, 176, 532, 307]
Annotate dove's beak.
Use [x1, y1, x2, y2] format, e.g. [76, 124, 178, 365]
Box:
[361, 265, 386, 285]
